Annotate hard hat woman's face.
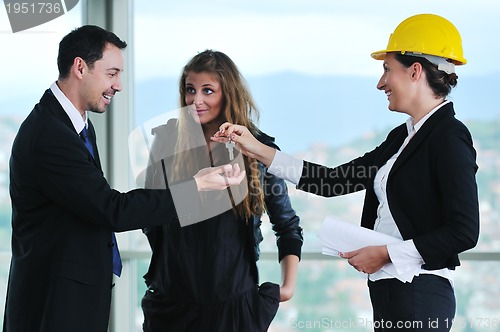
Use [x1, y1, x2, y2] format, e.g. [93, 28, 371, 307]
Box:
[376, 53, 416, 115]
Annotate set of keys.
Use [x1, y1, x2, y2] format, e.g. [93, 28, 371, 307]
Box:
[225, 139, 235, 161]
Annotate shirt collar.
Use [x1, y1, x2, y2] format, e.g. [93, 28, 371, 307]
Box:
[50, 81, 88, 133]
[405, 100, 451, 135]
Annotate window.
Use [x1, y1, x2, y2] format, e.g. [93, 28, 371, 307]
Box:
[1, 1, 499, 331]
[132, 1, 500, 331]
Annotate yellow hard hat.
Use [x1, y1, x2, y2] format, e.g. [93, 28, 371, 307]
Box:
[371, 14, 467, 65]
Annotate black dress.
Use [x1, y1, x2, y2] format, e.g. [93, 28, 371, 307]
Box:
[141, 210, 280, 332]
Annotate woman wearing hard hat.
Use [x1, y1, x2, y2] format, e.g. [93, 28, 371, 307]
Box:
[212, 13, 479, 331]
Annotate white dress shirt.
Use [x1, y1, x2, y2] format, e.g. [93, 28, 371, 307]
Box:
[50, 82, 88, 133]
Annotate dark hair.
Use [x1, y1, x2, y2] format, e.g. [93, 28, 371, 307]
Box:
[57, 25, 127, 79]
[395, 53, 458, 98]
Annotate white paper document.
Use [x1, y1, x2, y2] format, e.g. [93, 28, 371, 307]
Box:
[318, 216, 417, 282]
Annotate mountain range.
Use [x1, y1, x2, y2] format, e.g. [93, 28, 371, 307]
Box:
[134, 72, 499, 153]
[1, 72, 497, 154]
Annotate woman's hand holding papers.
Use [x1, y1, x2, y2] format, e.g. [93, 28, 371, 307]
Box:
[339, 246, 390, 274]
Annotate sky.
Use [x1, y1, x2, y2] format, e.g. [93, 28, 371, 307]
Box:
[0, 1, 82, 103]
[128, 0, 500, 153]
[132, 0, 500, 80]
[0, 0, 499, 108]
[2, 1, 500, 83]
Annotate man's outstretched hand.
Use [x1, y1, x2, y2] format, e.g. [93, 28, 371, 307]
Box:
[194, 163, 246, 191]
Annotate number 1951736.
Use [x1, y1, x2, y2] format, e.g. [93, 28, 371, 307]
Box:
[5, 2, 62, 14]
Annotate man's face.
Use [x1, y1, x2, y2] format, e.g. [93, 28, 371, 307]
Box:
[80, 44, 123, 114]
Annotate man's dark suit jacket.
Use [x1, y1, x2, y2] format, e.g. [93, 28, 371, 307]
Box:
[3, 90, 192, 331]
[297, 102, 479, 270]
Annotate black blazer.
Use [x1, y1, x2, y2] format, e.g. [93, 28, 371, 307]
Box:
[3, 90, 194, 332]
[297, 102, 479, 270]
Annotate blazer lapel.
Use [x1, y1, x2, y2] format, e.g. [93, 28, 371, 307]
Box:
[375, 125, 407, 168]
[41, 89, 75, 130]
[42, 89, 102, 170]
[391, 102, 455, 174]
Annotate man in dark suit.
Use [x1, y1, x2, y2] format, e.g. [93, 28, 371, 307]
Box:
[3, 25, 244, 332]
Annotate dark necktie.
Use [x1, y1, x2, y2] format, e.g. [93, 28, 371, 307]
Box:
[80, 126, 123, 277]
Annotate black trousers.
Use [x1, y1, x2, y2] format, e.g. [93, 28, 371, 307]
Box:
[368, 274, 455, 331]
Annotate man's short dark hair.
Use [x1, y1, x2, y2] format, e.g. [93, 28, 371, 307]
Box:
[57, 25, 127, 79]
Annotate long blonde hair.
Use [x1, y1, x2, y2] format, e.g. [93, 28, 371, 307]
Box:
[173, 50, 265, 219]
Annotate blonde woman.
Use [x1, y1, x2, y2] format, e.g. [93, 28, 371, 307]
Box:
[141, 50, 302, 332]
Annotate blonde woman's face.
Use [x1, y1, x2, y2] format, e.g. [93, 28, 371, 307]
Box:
[184, 71, 224, 126]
